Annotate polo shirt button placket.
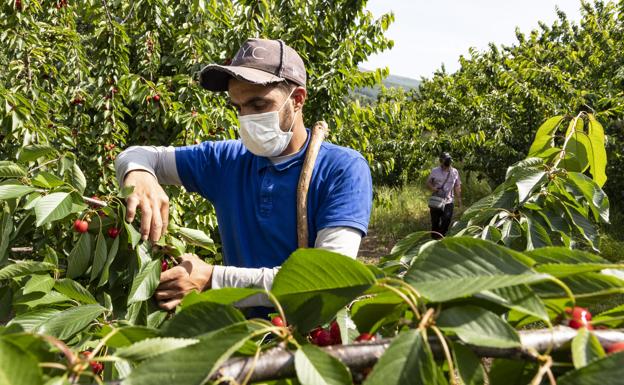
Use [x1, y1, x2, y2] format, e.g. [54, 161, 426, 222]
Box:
[259, 169, 274, 217]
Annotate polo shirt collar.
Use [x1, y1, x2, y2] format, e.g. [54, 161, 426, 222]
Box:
[255, 128, 311, 172]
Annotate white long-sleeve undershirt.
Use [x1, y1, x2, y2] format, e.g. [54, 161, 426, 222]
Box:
[115, 145, 363, 306]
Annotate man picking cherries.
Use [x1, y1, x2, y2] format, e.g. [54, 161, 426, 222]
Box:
[115, 39, 373, 315]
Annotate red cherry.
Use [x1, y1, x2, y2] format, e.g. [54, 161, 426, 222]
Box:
[566, 306, 592, 321]
[111, 87, 118, 94]
[89, 360, 103, 375]
[569, 319, 593, 330]
[161, 260, 169, 272]
[607, 342, 624, 354]
[271, 316, 285, 327]
[312, 329, 333, 346]
[15, 0, 22, 11]
[309, 327, 323, 340]
[73, 219, 89, 233]
[191, 110, 198, 117]
[107, 227, 120, 238]
[152, 94, 160, 102]
[329, 321, 341, 344]
[355, 333, 376, 342]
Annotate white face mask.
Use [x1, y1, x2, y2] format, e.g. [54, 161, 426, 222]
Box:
[238, 88, 298, 157]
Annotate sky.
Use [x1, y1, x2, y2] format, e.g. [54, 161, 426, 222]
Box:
[363, 0, 584, 79]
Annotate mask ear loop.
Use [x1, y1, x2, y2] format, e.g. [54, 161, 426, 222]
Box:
[278, 86, 299, 133]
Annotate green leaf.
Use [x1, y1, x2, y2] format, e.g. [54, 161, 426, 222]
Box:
[525, 213, 552, 250]
[114, 337, 199, 362]
[161, 302, 245, 338]
[127, 259, 161, 304]
[63, 158, 86, 194]
[13, 290, 69, 308]
[124, 323, 253, 385]
[488, 359, 537, 385]
[22, 274, 55, 295]
[35, 304, 105, 340]
[102, 326, 160, 348]
[174, 226, 215, 251]
[363, 329, 436, 385]
[476, 285, 550, 323]
[559, 351, 624, 385]
[272, 249, 376, 332]
[351, 291, 405, 333]
[453, 343, 485, 385]
[32, 172, 65, 189]
[180, 288, 263, 309]
[18, 145, 56, 162]
[0, 161, 27, 178]
[90, 232, 108, 282]
[437, 306, 521, 348]
[0, 261, 55, 280]
[585, 114, 607, 187]
[66, 232, 92, 279]
[404, 237, 547, 302]
[571, 327, 605, 369]
[7, 307, 62, 332]
[0, 339, 43, 385]
[527, 116, 564, 156]
[124, 220, 142, 248]
[34, 192, 73, 226]
[515, 169, 546, 203]
[565, 172, 609, 223]
[98, 236, 119, 287]
[54, 278, 97, 304]
[0, 185, 38, 200]
[0, 205, 13, 264]
[295, 344, 352, 385]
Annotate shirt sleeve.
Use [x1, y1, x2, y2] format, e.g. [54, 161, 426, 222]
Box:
[174, 141, 241, 201]
[315, 156, 373, 235]
[114, 146, 181, 186]
[210, 226, 362, 307]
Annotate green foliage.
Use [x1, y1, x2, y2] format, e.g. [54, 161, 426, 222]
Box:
[0, 0, 393, 248]
[1, 0, 624, 384]
[339, 1, 624, 214]
[450, 112, 609, 251]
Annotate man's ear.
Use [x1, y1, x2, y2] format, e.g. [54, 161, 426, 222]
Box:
[292, 87, 307, 111]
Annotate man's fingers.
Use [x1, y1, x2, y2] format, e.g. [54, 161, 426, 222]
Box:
[159, 265, 188, 284]
[126, 195, 140, 223]
[160, 198, 169, 238]
[154, 289, 182, 301]
[150, 205, 163, 242]
[158, 298, 181, 311]
[139, 202, 152, 241]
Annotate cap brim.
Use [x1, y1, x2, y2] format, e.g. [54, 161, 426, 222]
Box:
[199, 64, 285, 91]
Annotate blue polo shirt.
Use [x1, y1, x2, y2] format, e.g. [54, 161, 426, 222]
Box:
[174, 132, 372, 268]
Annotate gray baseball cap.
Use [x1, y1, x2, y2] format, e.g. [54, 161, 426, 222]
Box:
[199, 38, 306, 91]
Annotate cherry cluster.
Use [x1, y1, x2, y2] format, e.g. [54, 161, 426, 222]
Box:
[566, 306, 624, 354]
[80, 351, 103, 375]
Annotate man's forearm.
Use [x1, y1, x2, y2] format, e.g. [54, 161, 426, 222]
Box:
[115, 146, 182, 186]
[212, 226, 362, 307]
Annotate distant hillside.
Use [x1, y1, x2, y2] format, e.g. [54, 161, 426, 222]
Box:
[354, 70, 421, 100]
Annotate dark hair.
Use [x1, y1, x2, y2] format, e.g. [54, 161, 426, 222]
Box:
[439, 152, 452, 161]
[273, 79, 299, 95]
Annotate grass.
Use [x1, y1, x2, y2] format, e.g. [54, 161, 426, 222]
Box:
[360, 170, 624, 265]
[358, 170, 492, 258]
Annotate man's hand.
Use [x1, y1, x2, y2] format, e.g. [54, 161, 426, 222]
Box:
[124, 170, 170, 242]
[154, 253, 213, 311]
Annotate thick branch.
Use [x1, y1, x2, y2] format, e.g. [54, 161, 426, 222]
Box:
[210, 326, 624, 383]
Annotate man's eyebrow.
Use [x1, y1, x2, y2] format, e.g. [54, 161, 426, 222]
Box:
[229, 96, 271, 108]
